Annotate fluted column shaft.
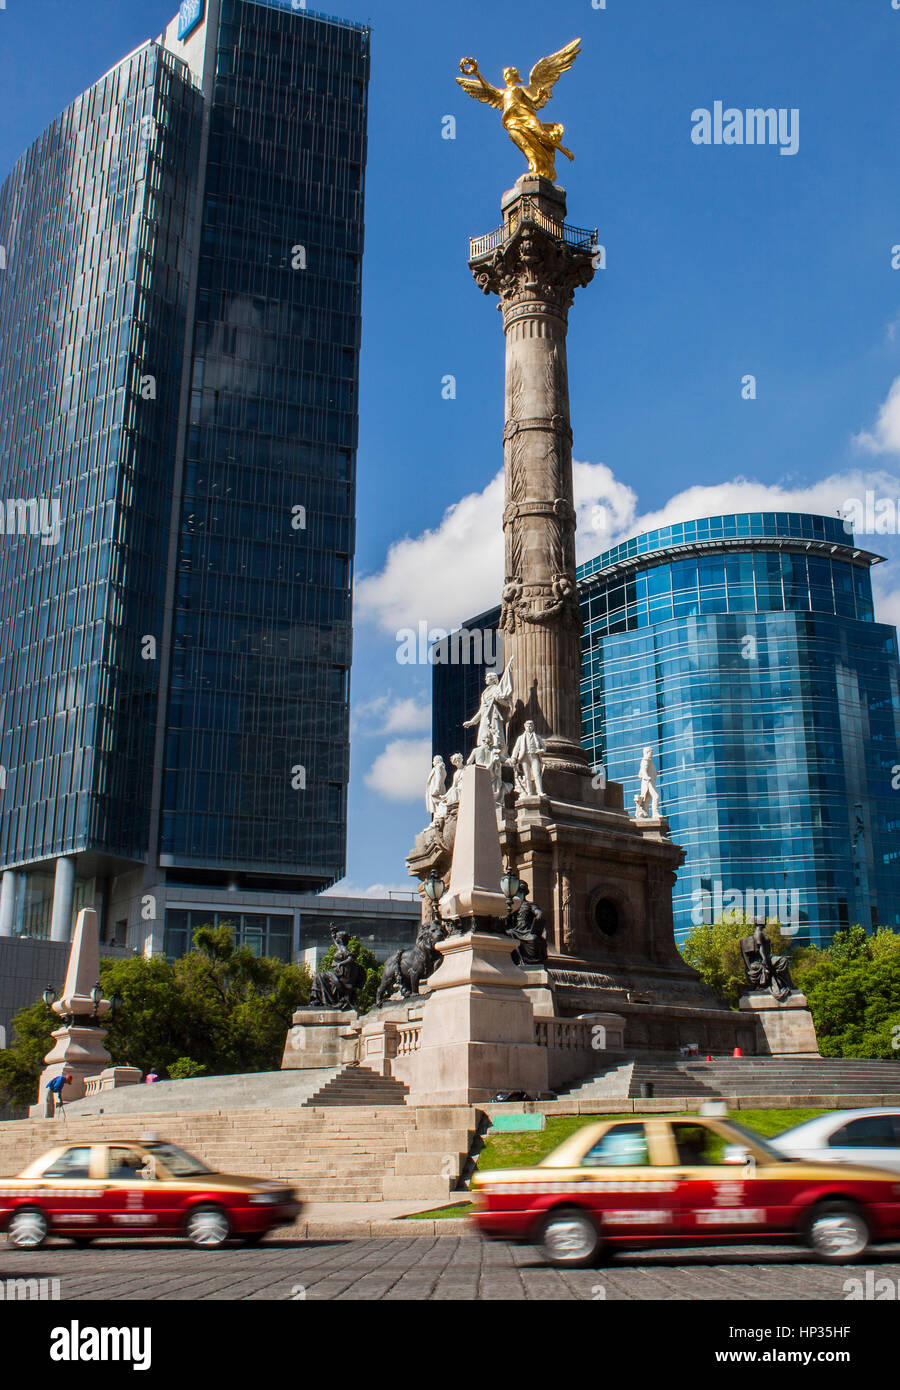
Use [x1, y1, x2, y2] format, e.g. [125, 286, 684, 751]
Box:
[470, 176, 595, 772]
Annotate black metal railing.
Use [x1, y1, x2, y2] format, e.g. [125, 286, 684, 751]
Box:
[469, 197, 598, 259]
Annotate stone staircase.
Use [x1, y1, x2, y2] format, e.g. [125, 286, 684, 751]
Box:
[554, 1053, 900, 1104]
[302, 1066, 409, 1108]
[0, 1105, 481, 1205]
[63, 1069, 343, 1118]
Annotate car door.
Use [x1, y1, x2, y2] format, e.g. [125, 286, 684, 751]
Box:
[32, 1145, 108, 1237]
[664, 1121, 774, 1239]
[572, 1121, 681, 1240]
[98, 1146, 181, 1234]
[824, 1114, 900, 1171]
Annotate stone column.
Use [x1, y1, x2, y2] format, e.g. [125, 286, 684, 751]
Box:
[0, 870, 17, 937]
[49, 855, 75, 942]
[470, 176, 596, 787]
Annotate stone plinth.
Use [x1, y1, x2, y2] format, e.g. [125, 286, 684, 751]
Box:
[519, 967, 557, 1017]
[29, 1025, 112, 1115]
[443, 764, 508, 921]
[739, 992, 820, 1057]
[281, 1008, 360, 1070]
[406, 930, 549, 1105]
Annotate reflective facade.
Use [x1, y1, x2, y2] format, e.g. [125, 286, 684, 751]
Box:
[162, 0, 366, 880]
[0, 0, 369, 949]
[435, 514, 900, 947]
[0, 42, 201, 871]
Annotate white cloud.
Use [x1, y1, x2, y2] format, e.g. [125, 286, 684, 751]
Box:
[382, 697, 431, 734]
[351, 693, 430, 737]
[355, 456, 900, 633]
[855, 375, 900, 455]
[363, 737, 431, 802]
[321, 878, 418, 900]
[354, 461, 637, 634]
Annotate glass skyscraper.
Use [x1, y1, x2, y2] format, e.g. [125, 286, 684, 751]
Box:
[0, 0, 369, 956]
[434, 513, 900, 947]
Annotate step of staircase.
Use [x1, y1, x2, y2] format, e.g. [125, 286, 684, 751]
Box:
[302, 1065, 410, 1107]
[0, 1100, 479, 1206]
[554, 1054, 900, 1103]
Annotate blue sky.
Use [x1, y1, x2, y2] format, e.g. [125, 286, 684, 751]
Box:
[2, 0, 900, 895]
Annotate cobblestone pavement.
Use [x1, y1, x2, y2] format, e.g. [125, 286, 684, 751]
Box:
[0, 1236, 898, 1300]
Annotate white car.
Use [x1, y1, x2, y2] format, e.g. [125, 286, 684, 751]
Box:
[770, 1109, 900, 1173]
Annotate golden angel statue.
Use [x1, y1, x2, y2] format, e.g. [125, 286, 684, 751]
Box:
[456, 38, 581, 182]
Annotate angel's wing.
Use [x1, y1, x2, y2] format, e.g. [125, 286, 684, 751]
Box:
[525, 37, 581, 110]
[497, 658, 514, 702]
[456, 73, 504, 109]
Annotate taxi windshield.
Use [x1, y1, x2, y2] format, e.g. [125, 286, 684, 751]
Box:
[143, 1142, 213, 1176]
[722, 1120, 787, 1163]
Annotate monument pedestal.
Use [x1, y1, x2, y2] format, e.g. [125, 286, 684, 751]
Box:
[739, 991, 820, 1057]
[30, 1025, 112, 1115]
[281, 1008, 360, 1070]
[407, 930, 550, 1106]
[519, 967, 557, 1017]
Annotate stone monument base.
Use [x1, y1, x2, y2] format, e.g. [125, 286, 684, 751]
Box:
[739, 992, 820, 1056]
[407, 929, 551, 1106]
[29, 1023, 113, 1116]
[281, 1008, 360, 1070]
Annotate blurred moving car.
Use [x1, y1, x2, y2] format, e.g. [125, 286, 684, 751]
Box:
[0, 1140, 301, 1249]
[470, 1114, 900, 1266]
[769, 1109, 900, 1173]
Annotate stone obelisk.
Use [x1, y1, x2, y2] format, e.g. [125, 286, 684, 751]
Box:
[470, 176, 595, 796]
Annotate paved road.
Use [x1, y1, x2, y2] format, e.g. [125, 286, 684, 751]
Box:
[1, 1237, 898, 1300]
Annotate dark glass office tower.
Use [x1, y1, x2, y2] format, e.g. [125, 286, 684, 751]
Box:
[0, 0, 368, 952]
[434, 514, 900, 948]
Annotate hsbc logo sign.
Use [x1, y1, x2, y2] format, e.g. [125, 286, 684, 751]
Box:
[177, 0, 205, 41]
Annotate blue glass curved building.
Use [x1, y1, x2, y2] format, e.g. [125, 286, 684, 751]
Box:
[579, 513, 900, 945]
[434, 512, 900, 947]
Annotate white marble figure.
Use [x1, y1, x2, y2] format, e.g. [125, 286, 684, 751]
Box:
[634, 745, 662, 819]
[433, 752, 465, 829]
[468, 729, 508, 805]
[426, 755, 447, 817]
[511, 720, 547, 797]
[463, 661, 514, 758]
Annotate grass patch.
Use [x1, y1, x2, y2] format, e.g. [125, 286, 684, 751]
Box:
[478, 1107, 829, 1171]
[401, 1201, 474, 1220]
[401, 1108, 832, 1219]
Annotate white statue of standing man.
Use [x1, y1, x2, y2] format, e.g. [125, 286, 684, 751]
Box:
[634, 745, 662, 819]
[425, 755, 447, 817]
[463, 661, 514, 757]
[511, 720, 547, 797]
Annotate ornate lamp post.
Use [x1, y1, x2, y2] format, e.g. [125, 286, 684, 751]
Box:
[500, 865, 523, 918]
[424, 871, 446, 923]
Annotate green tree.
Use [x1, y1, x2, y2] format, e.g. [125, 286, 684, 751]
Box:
[315, 934, 382, 1014]
[0, 926, 313, 1108]
[792, 926, 900, 1058]
[0, 999, 56, 1108]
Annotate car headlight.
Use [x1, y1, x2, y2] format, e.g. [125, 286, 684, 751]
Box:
[249, 1192, 282, 1205]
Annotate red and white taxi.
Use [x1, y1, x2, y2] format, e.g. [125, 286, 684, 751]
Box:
[0, 1140, 301, 1249]
[470, 1114, 900, 1266]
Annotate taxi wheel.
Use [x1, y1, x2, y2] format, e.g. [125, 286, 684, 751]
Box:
[806, 1201, 871, 1263]
[537, 1208, 602, 1268]
[7, 1208, 49, 1250]
[185, 1205, 231, 1249]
